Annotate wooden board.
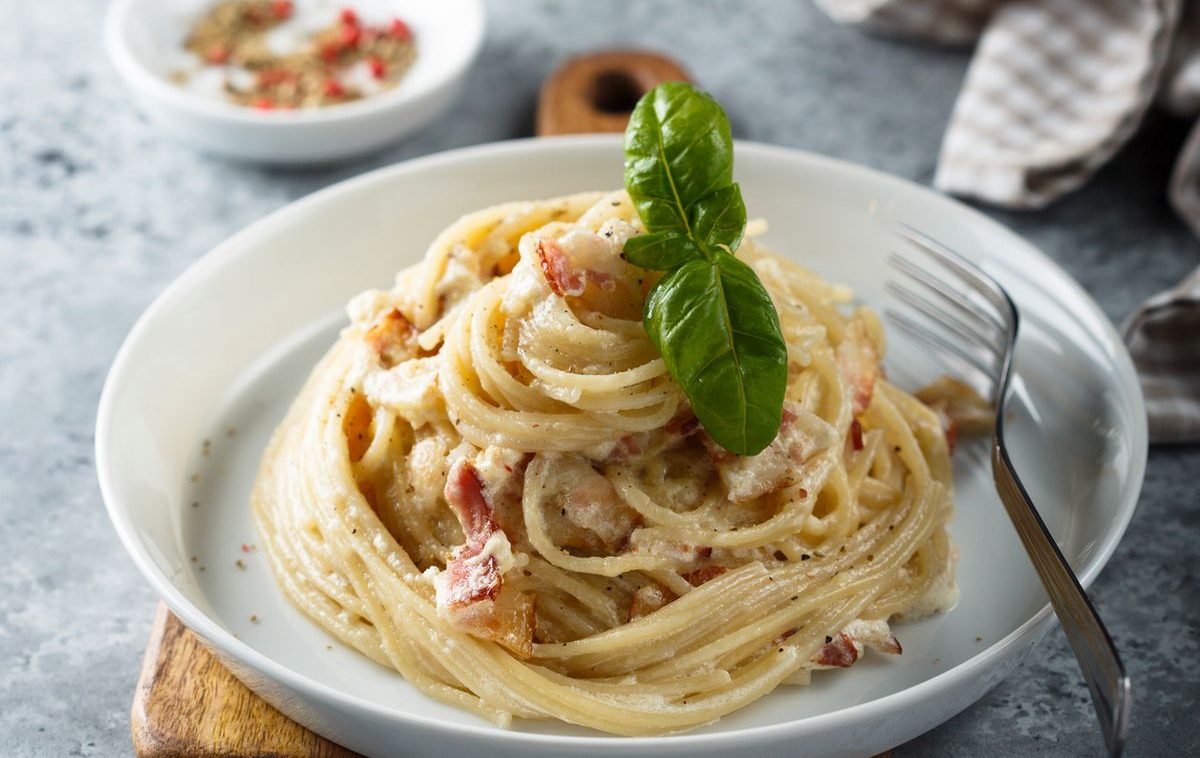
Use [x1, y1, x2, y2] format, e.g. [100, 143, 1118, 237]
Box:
[132, 603, 360, 758]
[132, 605, 894, 757]
[132, 50, 894, 758]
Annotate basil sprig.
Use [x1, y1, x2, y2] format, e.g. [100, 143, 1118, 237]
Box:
[623, 82, 787, 456]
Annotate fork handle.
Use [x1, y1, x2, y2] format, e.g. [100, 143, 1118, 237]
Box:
[992, 443, 1131, 757]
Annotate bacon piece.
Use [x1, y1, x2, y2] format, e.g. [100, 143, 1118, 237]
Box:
[490, 588, 535, 658]
[436, 543, 502, 608]
[915, 375, 994, 453]
[836, 315, 879, 416]
[444, 460, 496, 546]
[682, 565, 727, 586]
[546, 457, 641, 552]
[811, 620, 902, 668]
[606, 434, 644, 462]
[811, 632, 860, 668]
[437, 460, 535, 656]
[703, 401, 832, 502]
[533, 232, 646, 319]
[878, 633, 902, 655]
[445, 586, 536, 659]
[850, 418, 864, 451]
[935, 407, 959, 454]
[470, 447, 531, 542]
[364, 308, 416, 367]
[627, 582, 677, 622]
[843, 618, 903, 655]
[438, 461, 502, 608]
[536, 238, 586, 297]
[601, 410, 702, 464]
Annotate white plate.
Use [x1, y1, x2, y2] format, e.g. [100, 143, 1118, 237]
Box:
[95, 137, 1146, 758]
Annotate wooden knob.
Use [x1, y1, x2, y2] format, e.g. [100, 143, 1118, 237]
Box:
[536, 50, 692, 137]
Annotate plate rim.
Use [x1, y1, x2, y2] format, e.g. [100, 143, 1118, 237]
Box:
[95, 134, 1147, 748]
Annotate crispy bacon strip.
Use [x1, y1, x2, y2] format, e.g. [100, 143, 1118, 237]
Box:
[437, 460, 535, 657]
[682, 565, 727, 586]
[844, 619, 903, 656]
[915, 375, 994, 453]
[437, 547, 502, 607]
[364, 308, 415, 367]
[701, 401, 823, 502]
[602, 411, 702, 464]
[836, 315, 879, 416]
[444, 460, 496, 546]
[628, 582, 677, 622]
[850, 418, 864, 451]
[547, 458, 642, 552]
[536, 231, 649, 320]
[446, 585, 536, 659]
[536, 238, 586, 297]
[810, 620, 902, 668]
[876, 633, 902, 655]
[811, 632, 860, 668]
[606, 434, 644, 462]
[438, 461, 502, 608]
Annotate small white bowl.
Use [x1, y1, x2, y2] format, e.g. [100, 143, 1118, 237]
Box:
[104, 0, 485, 164]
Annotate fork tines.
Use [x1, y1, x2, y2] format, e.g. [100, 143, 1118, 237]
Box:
[884, 224, 1018, 400]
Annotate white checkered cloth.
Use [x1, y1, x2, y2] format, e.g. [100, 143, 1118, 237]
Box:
[1123, 267, 1200, 443]
[818, 0, 1200, 443]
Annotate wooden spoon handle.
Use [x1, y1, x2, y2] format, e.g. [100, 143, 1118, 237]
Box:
[536, 49, 692, 136]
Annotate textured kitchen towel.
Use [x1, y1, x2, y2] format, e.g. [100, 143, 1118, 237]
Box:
[813, 0, 1005, 44]
[935, 0, 1178, 208]
[817, 0, 1181, 207]
[1123, 267, 1200, 444]
[818, 0, 1199, 442]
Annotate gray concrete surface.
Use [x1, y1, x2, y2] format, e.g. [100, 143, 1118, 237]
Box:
[1, 0, 1197, 755]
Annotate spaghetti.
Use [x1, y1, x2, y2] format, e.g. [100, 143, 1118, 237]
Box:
[252, 191, 958, 735]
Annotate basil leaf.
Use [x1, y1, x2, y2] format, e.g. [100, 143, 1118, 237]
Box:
[622, 231, 701, 271]
[622, 82, 787, 455]
[623, 82, 734, 238]
[690, 183, 746, 252]
[644, 254, 788, 456]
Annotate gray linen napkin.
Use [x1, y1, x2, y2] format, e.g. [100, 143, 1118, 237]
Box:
[817, 0, 1200, 443]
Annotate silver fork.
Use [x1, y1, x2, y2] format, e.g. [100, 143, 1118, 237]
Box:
[885, 224, 1131, 757]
